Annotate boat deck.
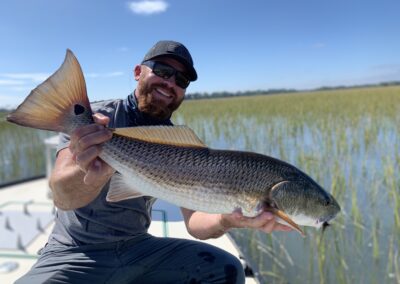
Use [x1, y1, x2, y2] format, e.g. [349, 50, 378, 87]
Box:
[0, 178, 256, 283]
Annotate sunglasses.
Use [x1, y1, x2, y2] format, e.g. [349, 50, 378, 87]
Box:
[142, 60, 190, 89]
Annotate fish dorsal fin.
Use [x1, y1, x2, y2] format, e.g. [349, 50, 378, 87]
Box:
[113, 126, 207, 148]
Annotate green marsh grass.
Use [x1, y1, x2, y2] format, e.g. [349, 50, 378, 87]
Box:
[2, 85, 399, 283]
[0, 112, 52, 185]
[174, 86, 400, 284]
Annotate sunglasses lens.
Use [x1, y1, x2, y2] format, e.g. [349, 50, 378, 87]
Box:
[148, 61, 190, 89]
[153, 63, 175, 79]
[175, 73, 190, 89]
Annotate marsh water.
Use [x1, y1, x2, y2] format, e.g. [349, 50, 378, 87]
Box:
[1, 86, 399, 283]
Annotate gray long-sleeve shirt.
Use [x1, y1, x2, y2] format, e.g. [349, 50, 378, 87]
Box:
[49, 94, 173, 246]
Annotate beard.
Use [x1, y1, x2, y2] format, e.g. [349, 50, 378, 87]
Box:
[136, 81, 184, 120]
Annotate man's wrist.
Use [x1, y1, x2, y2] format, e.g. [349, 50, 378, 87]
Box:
[218, 214, 230, 234]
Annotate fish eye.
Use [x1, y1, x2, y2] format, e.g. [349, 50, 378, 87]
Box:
[324, 199, 331, 206]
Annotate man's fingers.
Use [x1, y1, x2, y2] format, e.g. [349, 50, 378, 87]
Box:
[70, 124, 104, 147]
[77, 129, 112, 152]
[93, 113, 110, 126]
[221, 211, 275, 229]
[70, 127, 112, 154]
[221, 211, 294, 234]
[75, 146, 101, 172]
[272, 223, 293, 232]
[69, 113, 111, 153]
[242, 212, 275, 229]
[260, 218, 277, 233]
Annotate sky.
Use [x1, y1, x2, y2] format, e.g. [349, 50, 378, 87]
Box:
[0, 0, 399, 108]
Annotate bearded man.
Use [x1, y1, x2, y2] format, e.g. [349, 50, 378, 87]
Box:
[16, 40, 290, 284]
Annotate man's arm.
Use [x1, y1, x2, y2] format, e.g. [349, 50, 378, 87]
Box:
[181, 208, 292, 240]
[49, 114, 115, 210]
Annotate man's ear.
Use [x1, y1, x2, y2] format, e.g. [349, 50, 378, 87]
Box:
[134, 65, 141, 81]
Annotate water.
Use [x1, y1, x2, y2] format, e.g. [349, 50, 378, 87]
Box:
[1, 87, 400, 283]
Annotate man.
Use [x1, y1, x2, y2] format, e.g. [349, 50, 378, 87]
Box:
[16, 40, 291, 284]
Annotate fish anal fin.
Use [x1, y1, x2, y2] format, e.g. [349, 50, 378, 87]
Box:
[113, 126, 206, 148]
[106, 173, 144, 202]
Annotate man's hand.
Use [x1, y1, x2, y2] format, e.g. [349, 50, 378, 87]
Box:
[69, 113, 115, 186]
[181, 208, 292, 240]
[219, 211, 293, 234]
[49, 113, 116, 210]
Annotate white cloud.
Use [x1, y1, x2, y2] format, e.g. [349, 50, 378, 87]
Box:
[1, 73, 50, 82]
[85, 71, 124, 78]
[0, 94, 20, 109]
[0, 79, 25, 86]
[8, 86, 33, 92]
[128, 0, 168, 15]
[312, 42, 326, 49]
[117, 47, 129, 52]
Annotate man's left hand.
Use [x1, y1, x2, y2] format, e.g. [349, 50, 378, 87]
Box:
[219, 211, 293, 234]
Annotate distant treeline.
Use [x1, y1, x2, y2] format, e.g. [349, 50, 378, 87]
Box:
[185, 81, 400, 100]
[1, 81, 399, 113]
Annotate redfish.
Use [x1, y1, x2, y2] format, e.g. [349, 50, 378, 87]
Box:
[7, 50, 340, 236]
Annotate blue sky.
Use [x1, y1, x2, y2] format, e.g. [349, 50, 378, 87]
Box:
[1, 0, 399, 108]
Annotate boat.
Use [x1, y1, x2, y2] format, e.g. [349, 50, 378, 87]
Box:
[0, 136, 257, 283]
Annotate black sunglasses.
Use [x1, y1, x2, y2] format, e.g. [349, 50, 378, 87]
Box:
[142, 60, 190, 89]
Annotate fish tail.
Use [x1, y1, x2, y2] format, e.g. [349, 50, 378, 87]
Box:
[6, 49, 92, 134]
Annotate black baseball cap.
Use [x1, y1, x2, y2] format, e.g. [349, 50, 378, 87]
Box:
[142, 40, 197, 81]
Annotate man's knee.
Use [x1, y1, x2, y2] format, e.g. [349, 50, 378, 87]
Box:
[221, 252, 245, 284]
[200, 249, 245, 284]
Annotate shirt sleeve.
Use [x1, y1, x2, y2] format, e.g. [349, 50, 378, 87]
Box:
[56, 132, 71, 155]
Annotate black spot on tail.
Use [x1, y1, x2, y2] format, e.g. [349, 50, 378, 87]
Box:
[74, 104, 85, 115]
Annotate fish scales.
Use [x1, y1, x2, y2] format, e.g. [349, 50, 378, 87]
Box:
[102, 137, 245, 212]
[100, 135, 292, 216]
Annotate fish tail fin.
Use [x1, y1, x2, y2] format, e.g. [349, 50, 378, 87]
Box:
[7, 49, 92, 134]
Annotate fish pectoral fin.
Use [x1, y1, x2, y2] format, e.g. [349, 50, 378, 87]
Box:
[268, 208, 305, 237]
[113, 126, 207, 148]
[106, 173, 144, 202]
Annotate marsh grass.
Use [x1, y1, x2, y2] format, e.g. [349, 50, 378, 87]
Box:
[0, 113, 52, 185]
[2, 85, 399, 283]
[174, 86, 400, 283]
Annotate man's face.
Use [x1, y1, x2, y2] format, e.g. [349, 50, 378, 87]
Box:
[134, 57, 187, 120]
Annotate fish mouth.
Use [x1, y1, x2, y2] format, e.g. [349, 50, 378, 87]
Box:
[322, 221, 330, 232]
[315, 215, 336, 229]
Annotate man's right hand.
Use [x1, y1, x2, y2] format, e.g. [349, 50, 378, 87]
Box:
[69, 113, 115, 185]
[49, 113, 115, 210]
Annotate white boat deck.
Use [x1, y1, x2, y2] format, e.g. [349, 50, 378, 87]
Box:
[0, 178, 257, 283]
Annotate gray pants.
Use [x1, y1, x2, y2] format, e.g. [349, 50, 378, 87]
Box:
[16, 234, 245, 284]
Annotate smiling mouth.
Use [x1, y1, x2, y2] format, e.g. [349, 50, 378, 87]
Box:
[155, 88, 173, 99]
